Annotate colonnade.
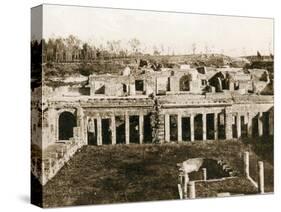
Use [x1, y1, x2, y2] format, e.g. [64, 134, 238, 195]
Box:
[91, 113, 145, 145]
[164, 111, 271, 142]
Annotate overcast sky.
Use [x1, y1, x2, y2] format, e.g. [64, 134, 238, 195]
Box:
[41, 4, 274, 57]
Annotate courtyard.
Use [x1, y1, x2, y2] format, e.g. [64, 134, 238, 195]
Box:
[39, 138, 273, 207]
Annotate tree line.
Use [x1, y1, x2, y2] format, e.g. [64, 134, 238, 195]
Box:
[31, 35, 149, 63]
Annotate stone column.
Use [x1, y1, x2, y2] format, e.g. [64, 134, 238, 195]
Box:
[97, 115, 102, 145]
[125, 113, 130, 144]
[202, 113, 207, 141]
[165, 114, 170, 142]
[214, 113, 218, 140]
[237, 114, 241, 139]
[139, 114, 144, 144]
[111, 115, 116, 145]
[248, 112, 253, 138]
[202, 168, 207, 181]
[183, 171, 189, 199]
[258, 161, 264, 194]
[258, 112, 263, 137]
[243, 151, 250, 178]
[158, 114, 165, 144]
[87, 116, 94, 145]
[188, 181, 196, 199]
[177, 114, 182, 142]
[190, 114, 195, 142]
[225, 109, 233, 140]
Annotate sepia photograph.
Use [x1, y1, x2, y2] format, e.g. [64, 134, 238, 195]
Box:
[31, 4, 274, 208]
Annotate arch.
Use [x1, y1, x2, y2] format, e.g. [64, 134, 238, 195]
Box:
[209, 76, 223, 92]
[59, 111, 77, 140]
[216, 77, 223, 92]
[179, 75, 191, 91]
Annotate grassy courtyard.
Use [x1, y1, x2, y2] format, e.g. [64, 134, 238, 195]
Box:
[42, 139, 273, 208]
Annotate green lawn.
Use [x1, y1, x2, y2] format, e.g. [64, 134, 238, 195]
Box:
[42, 139, 274, 208]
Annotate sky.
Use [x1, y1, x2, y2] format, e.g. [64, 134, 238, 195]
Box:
[39, 4, 274, 57]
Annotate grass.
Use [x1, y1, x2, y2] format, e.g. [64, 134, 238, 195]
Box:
[42, 139, 273, 208]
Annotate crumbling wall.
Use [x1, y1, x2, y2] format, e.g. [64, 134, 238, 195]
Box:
[253, 81, 270, 94]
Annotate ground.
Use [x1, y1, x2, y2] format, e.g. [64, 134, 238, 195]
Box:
[41, 138, 273, 208]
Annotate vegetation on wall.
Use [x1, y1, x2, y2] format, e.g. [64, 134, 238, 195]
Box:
[150, 93, 162, 143]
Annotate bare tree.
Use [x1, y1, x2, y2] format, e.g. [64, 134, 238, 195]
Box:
[153, 45, 161, 56]
[128, 38, 141, 55]
[107, 40, 121, 57]
[204, 43, 209, 54]
[192, 43, 197, 55]
[65, 35, 81, 61]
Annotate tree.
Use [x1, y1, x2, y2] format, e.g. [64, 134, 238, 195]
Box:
[153, 46, 161, 56]
[65, 35, 81, 61]
[54, 38, 65, 62]
[46, 38, 55, 61]
[106, 40, 121, 58]
[160, 44, 164, 55]
[192, 43, 197, 54]
[204, 43, 209, 54]
[65, 35, 81, 48]
[128, 38, 141, 55]
[82, 43, 90, 60]
[119, 49, 128, 58]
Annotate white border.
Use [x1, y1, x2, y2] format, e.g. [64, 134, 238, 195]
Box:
[0, 0, 279, 211]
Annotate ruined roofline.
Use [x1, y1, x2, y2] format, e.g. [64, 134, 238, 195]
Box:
[48, 95, 152, 102]
[46, 93, 273, 109]
[161, 103, 232, 108]
[161, 100, 273, 108]
[47, 92, 273, 101]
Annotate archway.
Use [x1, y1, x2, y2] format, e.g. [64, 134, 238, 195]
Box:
[179, 75, 191, 91]
[59, 111, 77, 140]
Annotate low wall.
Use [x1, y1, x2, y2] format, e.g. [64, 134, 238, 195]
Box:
[31, 138, 84, 186]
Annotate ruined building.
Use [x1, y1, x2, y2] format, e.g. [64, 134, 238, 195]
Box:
[32, 66, 274, 150]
